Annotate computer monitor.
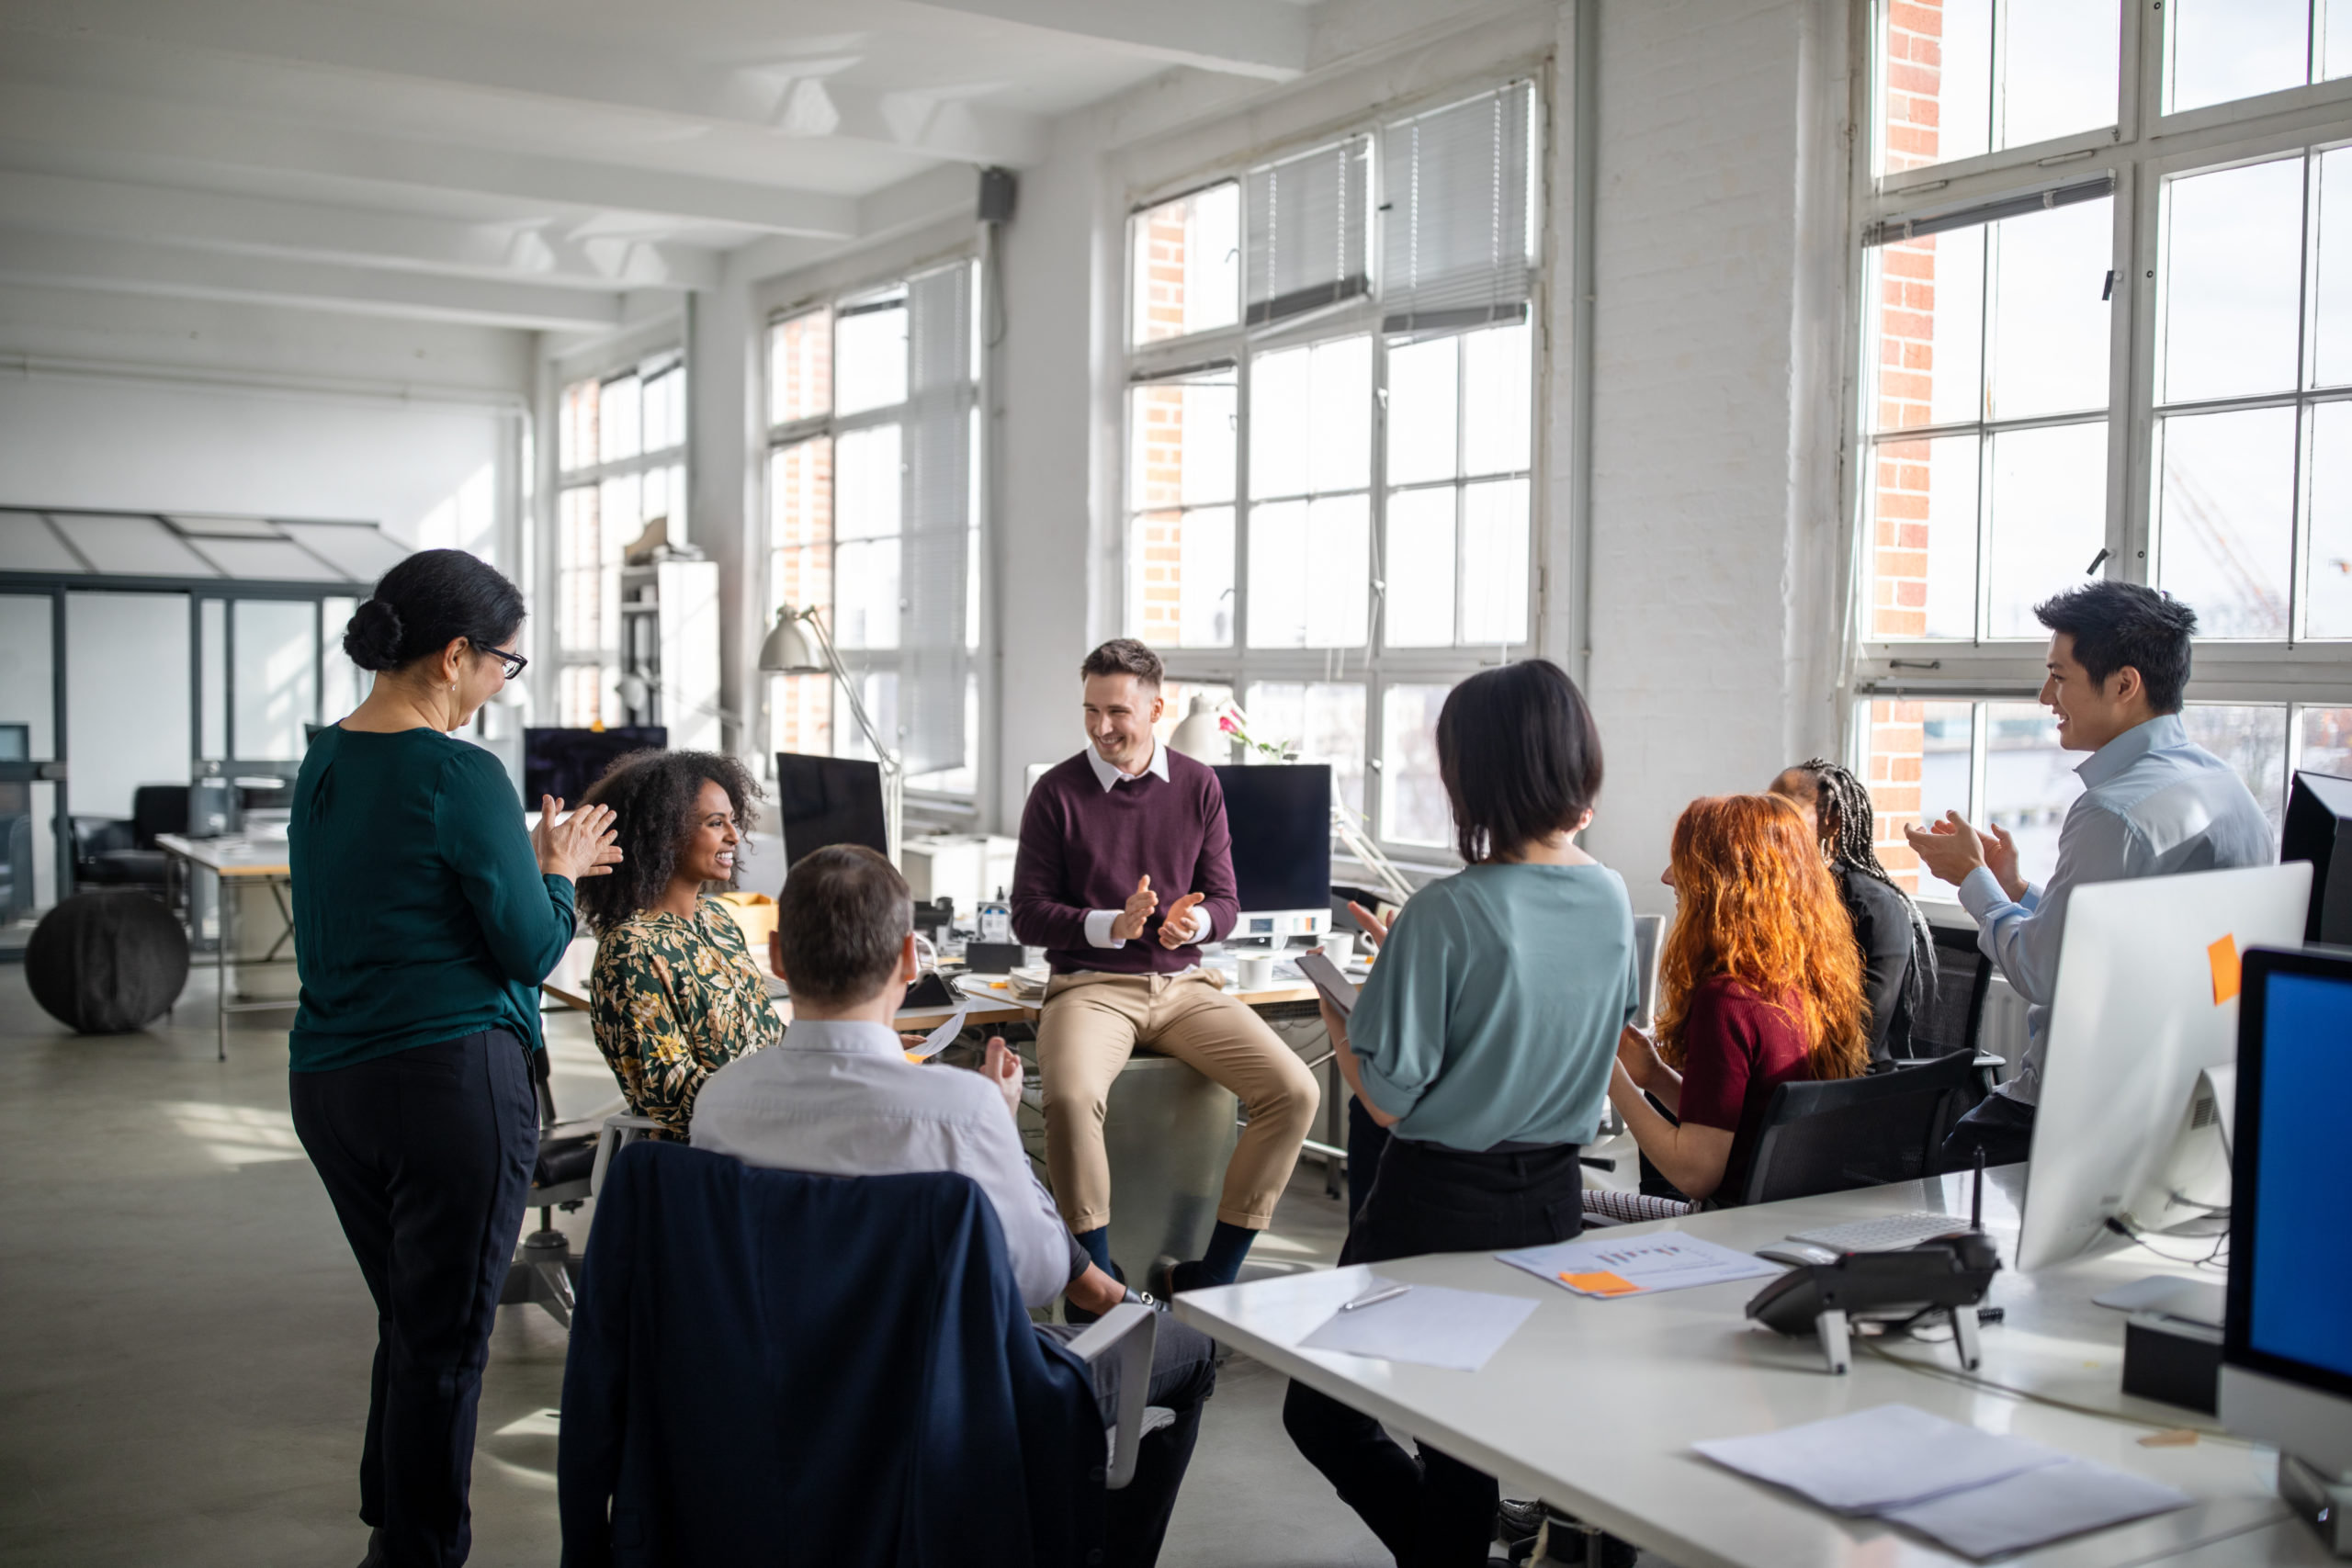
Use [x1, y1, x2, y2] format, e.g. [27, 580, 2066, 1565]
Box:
[2016, 861, 2312, 1273]
[775, 751, 889, 870]
[2281, 770, 2352, 945]
[523, 726, 665, 805]
[1212, 763, 1330, 942]
[2221, 945, 2352, 1485]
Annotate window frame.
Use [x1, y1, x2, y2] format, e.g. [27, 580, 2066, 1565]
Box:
[1119, 73, 1551, 863]
[761, 254, 984, 807]
[1847, 4, 2352, 740]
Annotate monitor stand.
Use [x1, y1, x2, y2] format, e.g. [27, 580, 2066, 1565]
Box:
[2278, 1453, 2352, 1557]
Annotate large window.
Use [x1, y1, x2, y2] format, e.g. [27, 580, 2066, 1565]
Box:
[554, 354, 685, 727]
[765, 260, 980, 797]
[1853, 2, 2352, 896]
[1123, 80, 1541, 854]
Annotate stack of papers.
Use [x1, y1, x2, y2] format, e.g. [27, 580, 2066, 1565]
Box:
[1497, 1233, 1780, 1298]
[1296, 1278, 1538, 1372]
[1692, 1404, 2190, 1560]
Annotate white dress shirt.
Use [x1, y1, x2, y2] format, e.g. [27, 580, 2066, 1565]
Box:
[1958, 714, 2276, 1105]
[1078, 740, 1208, 950]
[690, 1019, 1077, 1308]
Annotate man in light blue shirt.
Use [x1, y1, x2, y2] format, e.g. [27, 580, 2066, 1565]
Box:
[1907, 581, 2275, 1166]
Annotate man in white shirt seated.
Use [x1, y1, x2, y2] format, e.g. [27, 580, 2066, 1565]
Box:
[694, 843, 1217, 1568]
[1906, 581, 2276, 1166]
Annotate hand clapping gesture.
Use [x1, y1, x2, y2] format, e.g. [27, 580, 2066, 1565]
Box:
[1110, 874, 1159, 942]
[533, 797, 623, 884]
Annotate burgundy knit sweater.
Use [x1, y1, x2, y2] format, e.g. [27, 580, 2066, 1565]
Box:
[1011, 748, 1240, 976]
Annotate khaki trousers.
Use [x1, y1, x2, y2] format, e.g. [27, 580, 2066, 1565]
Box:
[1036, 969, 1319, 1234]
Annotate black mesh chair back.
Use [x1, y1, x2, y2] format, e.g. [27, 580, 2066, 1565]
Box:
[1738, 1047, 1981, 1207]
[130, 785, 189, 850]
[1905, 924, 1992, 1061]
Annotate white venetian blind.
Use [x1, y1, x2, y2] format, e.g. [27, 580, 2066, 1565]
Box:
[899, 261, 975, 775]
[1380, 82, 1536, 333]
[1245, 137, 1371, 328]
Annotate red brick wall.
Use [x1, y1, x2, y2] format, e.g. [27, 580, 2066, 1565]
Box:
[1135, 207, 1193, 643]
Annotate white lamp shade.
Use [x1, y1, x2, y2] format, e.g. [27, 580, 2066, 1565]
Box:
[758, 608, 824, 675]
[1168, 694, 1230, 762]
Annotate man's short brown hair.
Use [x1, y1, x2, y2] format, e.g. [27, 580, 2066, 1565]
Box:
[775, 844, 910, 1007]
[1080, 637, 1162, 688]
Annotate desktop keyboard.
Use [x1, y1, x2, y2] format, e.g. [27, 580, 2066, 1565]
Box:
[1787, 1213, 1972, 1254]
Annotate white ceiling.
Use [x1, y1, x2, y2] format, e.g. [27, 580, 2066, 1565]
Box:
[0, 0, 1324, 334]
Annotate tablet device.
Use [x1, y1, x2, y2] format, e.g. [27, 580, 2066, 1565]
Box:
[1295, 949, 1360, 1018]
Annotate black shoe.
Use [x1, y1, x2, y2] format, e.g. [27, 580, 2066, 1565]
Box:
[1146, 1253, 1181, 1303]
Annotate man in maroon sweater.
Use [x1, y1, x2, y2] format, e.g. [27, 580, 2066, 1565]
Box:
[1013, 639, 1318, 1295]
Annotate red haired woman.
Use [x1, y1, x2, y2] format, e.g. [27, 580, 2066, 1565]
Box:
[1601, 793, 1869, 1212]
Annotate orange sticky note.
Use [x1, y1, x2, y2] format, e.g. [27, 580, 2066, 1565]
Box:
[2208, 934, 2241, 1005]
[1561, 1270, 1641, 1297]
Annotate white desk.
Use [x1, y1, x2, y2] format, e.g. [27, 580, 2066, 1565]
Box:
[154, 832, 295, 1061]
[1176, 1168, 2304, 1568]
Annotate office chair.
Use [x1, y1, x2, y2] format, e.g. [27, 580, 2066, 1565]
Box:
[1906, 921, 2008, 1100]
[1738, 1047, 1982, 1207]
[499, 1044, 637, 1328]
[70, 784, 187, 895]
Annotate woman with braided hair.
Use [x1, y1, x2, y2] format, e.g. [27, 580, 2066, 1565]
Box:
[1769, 758, 1935, 1064]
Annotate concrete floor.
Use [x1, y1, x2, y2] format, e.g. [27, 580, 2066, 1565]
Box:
[0, 964, 1408, 1568]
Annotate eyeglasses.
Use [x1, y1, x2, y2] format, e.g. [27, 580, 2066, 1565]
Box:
[472, 642, 528, 681]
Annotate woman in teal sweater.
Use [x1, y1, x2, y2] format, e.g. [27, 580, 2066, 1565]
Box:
[288, 549, 616, 1568]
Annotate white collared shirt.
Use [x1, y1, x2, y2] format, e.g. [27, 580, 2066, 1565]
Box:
[1958, 713, 2276, 1104]
[690, 1019, 1076, 1308]
[1079, 739, 1205, 949]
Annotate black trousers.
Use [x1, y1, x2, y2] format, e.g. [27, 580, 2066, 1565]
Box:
[1940, 1089, 2035, 1168]
[1284, 1137, 1585, 1568]
[1041, 1313, 1219, 1568]
[1345, 1096, 1392, 1224]
[289, 1030, 537, 1568]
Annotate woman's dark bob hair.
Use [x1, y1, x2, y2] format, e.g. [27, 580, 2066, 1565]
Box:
[572, 750, 763, 934]
[1436, 660, 1605, 863]
[342, 549, 527, 674]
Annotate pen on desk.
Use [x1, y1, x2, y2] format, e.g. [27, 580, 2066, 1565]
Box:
[1340, 1283, 1411, 1313]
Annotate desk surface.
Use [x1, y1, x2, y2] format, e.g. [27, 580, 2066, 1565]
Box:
[154, 833, 291, 876]
[1176, 1168, 2294, 1568]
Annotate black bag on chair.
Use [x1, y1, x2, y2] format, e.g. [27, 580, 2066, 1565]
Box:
[26, 891, 191, 1034]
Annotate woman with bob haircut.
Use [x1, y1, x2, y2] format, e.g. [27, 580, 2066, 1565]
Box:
[1598, 793, 1869, 1218]
[578, 749, 782, 1138]
[1283, 658, 1638, 1568]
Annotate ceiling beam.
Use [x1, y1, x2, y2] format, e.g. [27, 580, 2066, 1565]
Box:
[0, 169, 722, 291]
[0, 6, 1048, 170]
[0, 227, 629, 333]
[0, 78, 863, 238]
[903, 0, 1309, 80]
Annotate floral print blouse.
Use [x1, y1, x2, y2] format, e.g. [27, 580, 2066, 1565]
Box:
[589, 899, 784, 1137]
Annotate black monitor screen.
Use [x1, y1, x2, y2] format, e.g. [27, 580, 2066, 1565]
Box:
[776, 751, 889, 870]
[2282, 770, 2352, 942]
[1214, 764, 1331, 914]
[2228, 949, 2352, 1399]
[524, 727, 666, 805]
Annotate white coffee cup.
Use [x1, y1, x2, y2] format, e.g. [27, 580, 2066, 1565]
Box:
[1323, 931, 1355, 966]
[1236, 954, 1275, 991]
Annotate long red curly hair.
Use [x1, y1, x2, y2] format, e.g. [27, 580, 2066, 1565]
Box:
[1656, 793, 1869, 1081]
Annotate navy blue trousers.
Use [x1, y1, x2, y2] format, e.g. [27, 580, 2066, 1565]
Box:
[290, 1030, 537, 1568]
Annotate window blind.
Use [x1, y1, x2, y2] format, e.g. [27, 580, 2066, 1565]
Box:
[1245, 138, 1371, 328]
[898, 261, 974, 776]
[1380, 82, 1536, 334]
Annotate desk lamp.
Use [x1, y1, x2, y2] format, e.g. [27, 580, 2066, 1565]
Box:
[759, 604, 901, 865]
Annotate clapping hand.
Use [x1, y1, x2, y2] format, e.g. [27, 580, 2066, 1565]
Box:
[1110, 874, 1159, 942]
[1159, 890, 1206, 949]
[534, 797, 622, 882]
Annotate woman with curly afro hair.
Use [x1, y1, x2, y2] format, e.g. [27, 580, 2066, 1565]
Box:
[578, 750, 781, 1137]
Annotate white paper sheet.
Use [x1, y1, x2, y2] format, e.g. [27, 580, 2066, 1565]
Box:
[1497, 1233, 1781, 1297]
[1881, 1458, 2191, 1560]
[1691, 1404, 2066, 1514]
[902, 1007, 972, 1060]
[1296, 1279, 1539, 1372]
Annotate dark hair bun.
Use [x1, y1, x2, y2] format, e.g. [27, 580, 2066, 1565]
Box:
[345, 600, 405, 671]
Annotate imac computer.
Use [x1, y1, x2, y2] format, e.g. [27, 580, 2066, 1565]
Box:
[2282, 770, 2352, 945]
[2221, 945, 2352, 1551]
[2016, 861, 2312, 1273]
[524, 726, 665, 804]
[1213, 763, 1332, 943]
[775, 751, 889, 870]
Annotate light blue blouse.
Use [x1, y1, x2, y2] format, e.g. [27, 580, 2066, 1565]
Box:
[1350, 862, 1638, 1152]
